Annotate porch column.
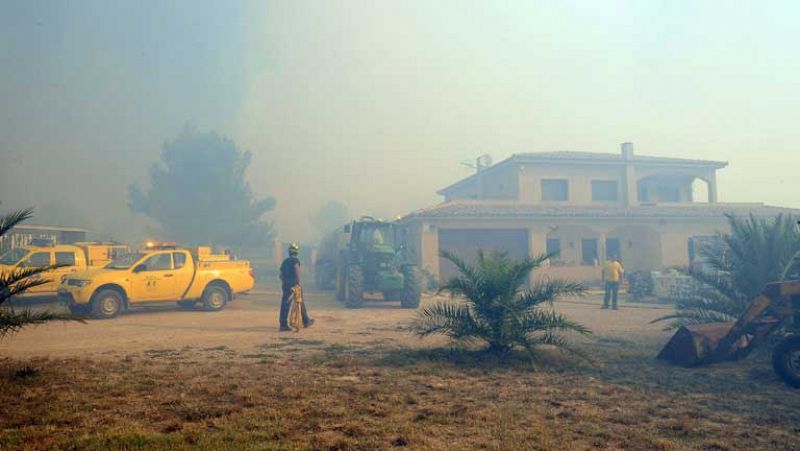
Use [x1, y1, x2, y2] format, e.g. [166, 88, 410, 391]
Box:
[707, 172, 719, 203]
[420, 223, 440, 278]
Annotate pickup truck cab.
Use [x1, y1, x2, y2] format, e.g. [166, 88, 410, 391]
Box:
[0, 241, 129, 297]
[58, 244, 255, 318]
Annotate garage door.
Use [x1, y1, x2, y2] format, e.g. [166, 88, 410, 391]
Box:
[438, 229, 530, 282]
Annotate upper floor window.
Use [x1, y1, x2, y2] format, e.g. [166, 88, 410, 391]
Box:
[592, 180, 619, 202]
[541, 179, 569, 201]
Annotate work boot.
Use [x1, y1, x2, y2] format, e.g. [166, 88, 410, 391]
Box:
[304, 318, 315, 328]
[602, 305, 609, 309]
[279, 325, 291, 332]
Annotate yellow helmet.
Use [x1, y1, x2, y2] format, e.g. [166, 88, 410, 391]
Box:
[288, 243, 300, 255]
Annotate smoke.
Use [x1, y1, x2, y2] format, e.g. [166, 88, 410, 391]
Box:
[2, 0, 799, 245]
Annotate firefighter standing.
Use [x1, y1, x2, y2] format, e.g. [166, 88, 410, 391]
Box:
[279, 243, 314, 331]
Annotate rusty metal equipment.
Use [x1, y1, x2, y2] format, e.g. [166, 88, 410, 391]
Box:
[658, 280, 800, 386]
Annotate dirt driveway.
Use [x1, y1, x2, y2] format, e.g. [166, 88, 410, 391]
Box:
[1, 286, 674, 359]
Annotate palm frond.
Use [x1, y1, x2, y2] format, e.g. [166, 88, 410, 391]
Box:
[0, 308, 86, 338]
[0, 265, 65, 305]
[522, 309, 592, 336]
[0, 208, 34, 238]
[663, 213, 800, 329]
[519, 279, 586, 308]
[412, 302, 484, 340]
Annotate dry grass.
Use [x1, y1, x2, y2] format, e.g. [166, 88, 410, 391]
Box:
[2, 335, 800, 450]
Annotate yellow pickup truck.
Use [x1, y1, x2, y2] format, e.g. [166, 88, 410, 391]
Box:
[0, 241, 129, 297]
[58, 244, 255, 318]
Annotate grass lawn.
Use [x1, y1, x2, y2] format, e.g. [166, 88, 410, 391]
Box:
[2, 334, 799, 450]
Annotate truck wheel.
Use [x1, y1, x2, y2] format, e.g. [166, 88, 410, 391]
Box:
[400, 266, 421, 309]
[772, 335, 800, 388]
[91, 289, 123, 319]
[177, 300, 197, 310]
[202, 285, 228, 312]
[68, 304, 91, 315]
[346, 265, 364, 309]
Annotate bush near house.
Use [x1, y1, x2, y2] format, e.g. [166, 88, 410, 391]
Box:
[413, 250, 589, 359]
[654, 214, 800, 329]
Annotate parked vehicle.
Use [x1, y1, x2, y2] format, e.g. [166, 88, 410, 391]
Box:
[58, 242, 255, 318]
[315, 217, 421, 309]
[0, 239, 129, 297]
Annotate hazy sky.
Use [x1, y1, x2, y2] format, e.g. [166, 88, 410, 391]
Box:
[2, 0, 798, 243]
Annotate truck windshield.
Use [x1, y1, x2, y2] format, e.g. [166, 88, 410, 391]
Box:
[106, 253, 145, 270]
[360, 225, 396, 248]
[0, 248, 29, 265]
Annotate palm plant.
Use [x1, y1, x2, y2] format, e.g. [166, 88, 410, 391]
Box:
[413, 250, 589, 358]
[0, 207, 83, 337]
[655, 214, 800, 329]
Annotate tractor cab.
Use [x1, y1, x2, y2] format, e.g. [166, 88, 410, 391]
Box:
[350, 218, 398, 257]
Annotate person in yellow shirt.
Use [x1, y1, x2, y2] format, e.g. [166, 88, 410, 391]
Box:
[602, 255, 624, 310]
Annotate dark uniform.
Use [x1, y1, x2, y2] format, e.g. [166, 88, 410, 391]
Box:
[279, 255, 310, 329]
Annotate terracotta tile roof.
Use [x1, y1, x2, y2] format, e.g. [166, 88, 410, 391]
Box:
[404, 202, 800, 220]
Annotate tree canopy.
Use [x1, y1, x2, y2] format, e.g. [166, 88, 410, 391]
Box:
[128, 127, 276, 248]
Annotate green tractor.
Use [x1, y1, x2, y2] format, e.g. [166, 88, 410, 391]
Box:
[315, 217, 421, 309]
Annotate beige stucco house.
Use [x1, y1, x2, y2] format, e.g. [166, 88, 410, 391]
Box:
[403, 144, 799, 283]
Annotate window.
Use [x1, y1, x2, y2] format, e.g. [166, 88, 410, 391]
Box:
[606, 238, 621, 261]
[541, 179, 569, 201]
[21, 252, 51, 267]
[592, 181, 619, 202]
[173, 252, 187, 269]
[0, 248, 28, 265]
[581, 239, 598, 265]
[546, 238, 562, 258]
[141, 253, 172, 271]
[55, 252, 76, 266]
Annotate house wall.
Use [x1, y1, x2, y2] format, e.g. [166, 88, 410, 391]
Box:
[519, 162, 625, 206]
[441, 160, 721, 206]
[406, 215, 729, 284]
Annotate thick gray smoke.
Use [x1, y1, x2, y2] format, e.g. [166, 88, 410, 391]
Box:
[2, 0, 798, 245]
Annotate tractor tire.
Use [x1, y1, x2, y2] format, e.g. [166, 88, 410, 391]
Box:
[202, 285, 228, 312]
[400, 266, 421, 309]
[91, 289, 123, 319]
[177, 300, 197, 310]
[346, 265, 364, 309]
[772, 335, 800, 388]
[336, 264, 346, 302]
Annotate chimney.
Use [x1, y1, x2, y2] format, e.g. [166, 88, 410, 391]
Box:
[620, 142, 634, 160]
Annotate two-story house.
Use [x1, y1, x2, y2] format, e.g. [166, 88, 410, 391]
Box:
[403, 143, 799, 283]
